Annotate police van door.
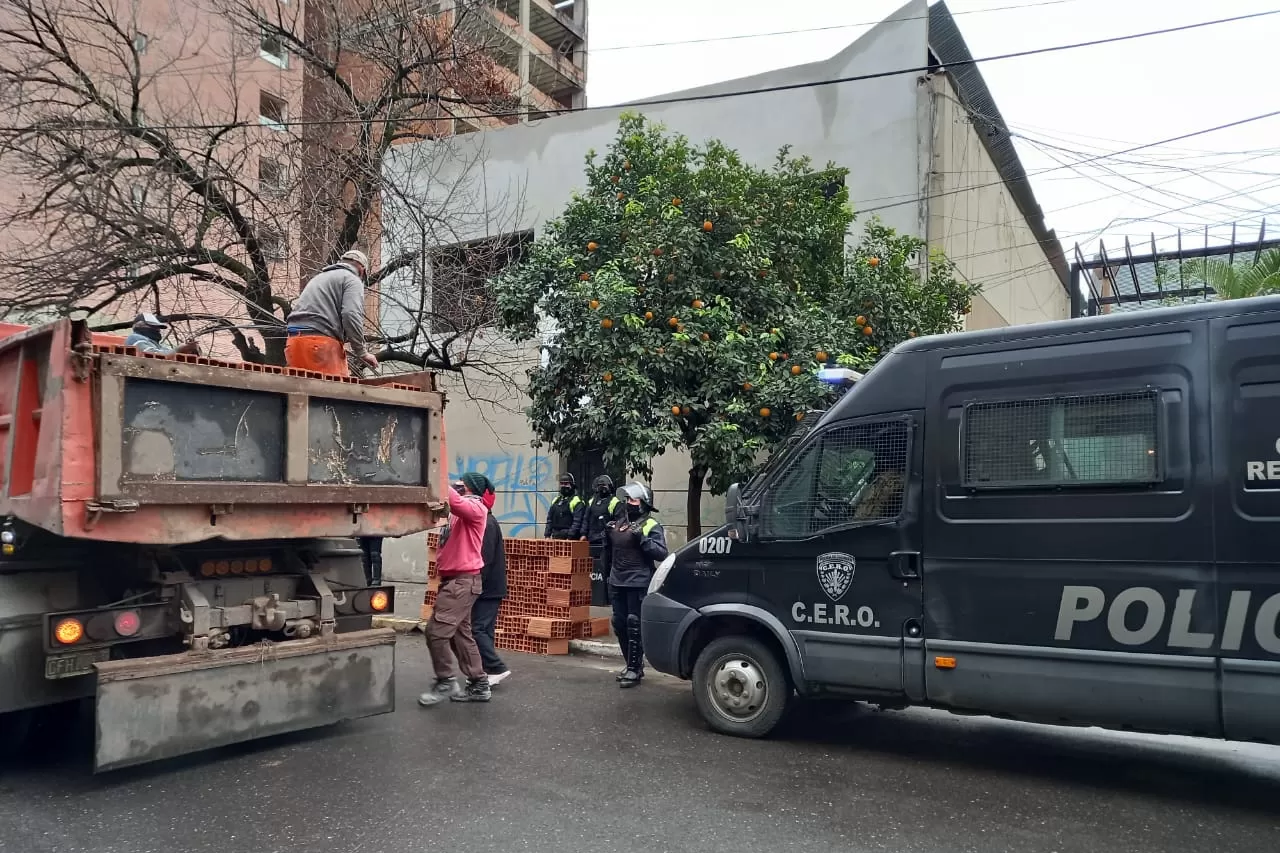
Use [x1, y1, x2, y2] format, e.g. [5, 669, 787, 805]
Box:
[755, 414, 923, 694]
[1211, 309, 1280, 743]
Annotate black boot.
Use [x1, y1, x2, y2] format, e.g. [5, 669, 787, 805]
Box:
[619, 614, 644, 689]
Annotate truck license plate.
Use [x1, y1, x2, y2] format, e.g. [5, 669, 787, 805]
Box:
[45, 649, 110, 680]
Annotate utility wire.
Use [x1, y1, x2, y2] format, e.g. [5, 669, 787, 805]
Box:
[10, 8, 1277, 131]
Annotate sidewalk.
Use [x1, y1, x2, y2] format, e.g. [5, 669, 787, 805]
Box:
[372, 581, 622, 658]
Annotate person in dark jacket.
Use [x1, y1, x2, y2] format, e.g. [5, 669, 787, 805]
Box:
[585, 475, 622, 604]
[603, 482, 668, 688]
[544, 472, 586, 540]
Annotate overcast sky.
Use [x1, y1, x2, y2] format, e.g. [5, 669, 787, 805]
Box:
[584, 0, 1280, 258]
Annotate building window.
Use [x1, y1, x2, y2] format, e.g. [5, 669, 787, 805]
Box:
[764, 420, 909, 539]
[133, 32, 148, 55]
[258, 90, 287, 131]
[260, 28, 288, 68]
[258, 158, 286, 196]
[962, 390, 1162, 490]
[430, 232, 531, 333]
[255, 223, 287, 260]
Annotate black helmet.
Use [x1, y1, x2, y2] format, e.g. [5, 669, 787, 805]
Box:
[593, 474, 614, 492]
[558, 472, 575, 487]
[616, 482, 655, 512]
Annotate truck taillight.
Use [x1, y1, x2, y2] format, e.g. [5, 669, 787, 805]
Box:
[113, 610, 141, 637]
[54, 618, 84, 645]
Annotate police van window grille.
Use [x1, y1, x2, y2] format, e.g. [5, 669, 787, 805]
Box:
[765, 420, 908, 539]
[963, 390, 1161, 489]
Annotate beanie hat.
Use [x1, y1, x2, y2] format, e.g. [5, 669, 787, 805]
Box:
[460, 472, 494, 507]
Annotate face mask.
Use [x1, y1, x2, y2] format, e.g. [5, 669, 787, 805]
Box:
[626, 504, 643, 521]
[560, 485, 574, 496]
[597, 485, 612, 497]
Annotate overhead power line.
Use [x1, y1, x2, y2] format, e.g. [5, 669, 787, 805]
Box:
[10, 8, 1278, 132]
[587, 0, 1083, 53]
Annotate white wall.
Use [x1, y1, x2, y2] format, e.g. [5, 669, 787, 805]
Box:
[928, 74, 1069, 329]
[382, 1, 933, 547]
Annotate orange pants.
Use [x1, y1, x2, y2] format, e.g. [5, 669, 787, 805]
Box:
[284, 334, 350, 376]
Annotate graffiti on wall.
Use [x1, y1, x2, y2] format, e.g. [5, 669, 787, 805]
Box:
[448, 452, 553, 537]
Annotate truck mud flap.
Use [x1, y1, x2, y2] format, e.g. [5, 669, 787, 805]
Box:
[93, 628, 396, 772]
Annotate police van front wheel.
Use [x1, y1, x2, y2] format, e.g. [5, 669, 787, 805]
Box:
[692, 636, 791, 738]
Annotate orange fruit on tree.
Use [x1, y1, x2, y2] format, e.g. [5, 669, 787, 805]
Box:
[770, 328, 779, 334]
[666, 273, 676, 283]
[700, 332, 710, 341]
[668, 317, 680, 328]
[644, 311, 654, 320]
[790, 365, 802, 375]
[742, 382, 753, 391]
[868, 256, 880, 267]
[759, 407, 772, 417]
[702, 220, 713, 232]
[795, 412, 805, 421]
[580, 273, 591, 282]
[672, 197, 682, 206]
[691, 299, 704, 309]
[603, 372, 613, 382]
[863, 325, 873, 336]
[671, 405, 681, 415]
[587, 241, 598, 252]
[623, 160, 632, 170]
[588, 299, 600, 309]
[652, 247, 664, 257]
[815, 351, 828, 362]
[610, 175, 620, 184]
[601, 318, 614, 329]
[768, 352, 779, 361]
[855, 315, 866, 326]
[617, 192, 625, 200]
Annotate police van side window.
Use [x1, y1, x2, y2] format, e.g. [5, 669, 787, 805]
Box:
[763, 420, 909, 539]
[962, 390, 1162, 490]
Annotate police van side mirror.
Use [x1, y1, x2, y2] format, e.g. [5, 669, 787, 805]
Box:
[724, 482, 743, 525]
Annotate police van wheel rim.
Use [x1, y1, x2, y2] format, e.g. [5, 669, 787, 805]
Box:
[708, 653, 769, 724]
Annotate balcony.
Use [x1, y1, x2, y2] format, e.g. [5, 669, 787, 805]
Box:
[486, 0, 585, 102]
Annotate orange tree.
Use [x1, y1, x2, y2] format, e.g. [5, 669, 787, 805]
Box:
[494, 114, 978, 537]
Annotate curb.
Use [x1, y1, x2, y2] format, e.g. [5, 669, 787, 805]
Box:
[372, 615, 423, 633]
[569, 639, 622, 658]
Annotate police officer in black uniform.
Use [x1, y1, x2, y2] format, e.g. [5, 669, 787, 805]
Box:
[544, 473, 587, 540]
[585, 475, 621, 605]
[602, 483, 669, 688]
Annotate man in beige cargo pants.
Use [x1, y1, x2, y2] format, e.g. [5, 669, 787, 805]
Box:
[419, 472, 493, 705]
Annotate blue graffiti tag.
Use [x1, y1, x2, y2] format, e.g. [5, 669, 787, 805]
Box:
[448, 453, 554, 537]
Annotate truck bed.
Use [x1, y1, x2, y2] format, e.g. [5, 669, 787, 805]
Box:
[0, 319, 448, 543]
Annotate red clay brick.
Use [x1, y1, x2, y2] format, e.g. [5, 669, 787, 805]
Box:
[546, 588, 593, 608]
[526, 617, 574, 639]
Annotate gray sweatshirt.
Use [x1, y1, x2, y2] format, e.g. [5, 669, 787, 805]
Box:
[286, 263, 368, 356]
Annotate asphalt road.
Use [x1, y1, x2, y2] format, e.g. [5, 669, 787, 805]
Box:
[2, 639, 1279, 853]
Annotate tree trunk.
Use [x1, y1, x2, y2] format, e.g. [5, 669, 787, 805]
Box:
[686, 465, 707, 541]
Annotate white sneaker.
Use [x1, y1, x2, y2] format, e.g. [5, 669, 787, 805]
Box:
[418, 677, 461, 706]
[487, 670, 511, 687]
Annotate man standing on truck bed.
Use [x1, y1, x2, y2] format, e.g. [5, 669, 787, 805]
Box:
[125, 313, 200, 356]
[284, 249, 378, 376]
[420, 473, 494, 705]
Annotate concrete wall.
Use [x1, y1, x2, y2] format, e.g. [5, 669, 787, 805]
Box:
[927, 74, 1069, 329]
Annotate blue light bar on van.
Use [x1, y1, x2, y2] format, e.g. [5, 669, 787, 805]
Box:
[817, 367, 863, 387]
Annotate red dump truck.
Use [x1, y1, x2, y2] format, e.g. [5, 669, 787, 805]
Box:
[0, 318, 447, 770]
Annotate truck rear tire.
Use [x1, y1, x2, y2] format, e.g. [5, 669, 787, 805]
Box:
[692, 635, 791, 738]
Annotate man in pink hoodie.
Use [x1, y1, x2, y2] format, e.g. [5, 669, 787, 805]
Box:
[420, 472, 495, 705]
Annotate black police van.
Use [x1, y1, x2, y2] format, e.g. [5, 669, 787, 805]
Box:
[642, 295, 1280, 742]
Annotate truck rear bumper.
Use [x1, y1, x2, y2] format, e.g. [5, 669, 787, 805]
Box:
[93, 628, 396, 772]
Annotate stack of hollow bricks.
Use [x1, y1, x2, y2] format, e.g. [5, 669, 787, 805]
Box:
[422, 533, 610, 655]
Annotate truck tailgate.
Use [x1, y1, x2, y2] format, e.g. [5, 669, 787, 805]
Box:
[93, 628, 396, 771]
